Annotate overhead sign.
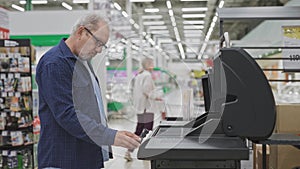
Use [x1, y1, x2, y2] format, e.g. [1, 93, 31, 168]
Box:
[282, 26, 300, 72]
[0, 7, 9, 39]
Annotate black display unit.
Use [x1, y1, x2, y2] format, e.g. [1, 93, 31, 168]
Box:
[0, 39, 34, 169]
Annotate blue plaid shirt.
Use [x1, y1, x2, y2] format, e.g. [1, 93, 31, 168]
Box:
[36, 39, 117, 169]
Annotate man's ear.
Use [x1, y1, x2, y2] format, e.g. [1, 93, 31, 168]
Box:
[76, 26, 85, 38]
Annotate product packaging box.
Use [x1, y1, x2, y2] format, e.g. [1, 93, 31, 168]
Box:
[269, 104, 300, 169]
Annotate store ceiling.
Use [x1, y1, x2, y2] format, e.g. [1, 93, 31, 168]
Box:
[0, 0, 288, 60]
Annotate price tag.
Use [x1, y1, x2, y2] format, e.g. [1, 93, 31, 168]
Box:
[10, 151, 17, 156]
[1, 92, 7, 97]
[15, 92, 21, 97]
[10, 112, 15, 116]
[2, 150, 8, 156]
[282, 49, 300, 71]
[8, 53, 14, 58]
[15, 112, 21, 118]
[282, 26, 300, 71]
[15, 73, 20, 78]
[8, 73, 13, 78]
[1, 112, 6, 117]
[2, 131, 8, 136]
[14, 53, 21, 58]
[8, 92, 14, 97]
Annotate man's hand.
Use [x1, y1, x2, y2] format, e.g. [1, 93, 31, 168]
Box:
[113, 131, 141, 150]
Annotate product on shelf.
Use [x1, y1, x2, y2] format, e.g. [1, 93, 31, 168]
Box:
[0, 39, 34, 169]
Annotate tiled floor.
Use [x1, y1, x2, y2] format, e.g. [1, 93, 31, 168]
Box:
[106, 115, 254, 169]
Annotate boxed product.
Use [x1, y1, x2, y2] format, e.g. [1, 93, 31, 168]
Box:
[269, 104, 300, 169]
[269, 145, 300, 169]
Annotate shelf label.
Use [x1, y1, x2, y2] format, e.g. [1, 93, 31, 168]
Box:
[282, 26, 300, 71]
[8, 73, 13, 78]
[10, 111, 15, 116]
[1, 92, 7, 97]
[15, 112, 21, 118]
[15, 92, 20, 97]
[1, 112, 6, 117]
[2, 150, 8, 156]
[15, 73, 20, 78]
[2, 131, 8, 136]
[10, 151, 17, 156]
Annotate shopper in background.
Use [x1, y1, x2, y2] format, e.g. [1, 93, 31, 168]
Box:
[36, 13, 140, 169]
[124, 57, 162, 161]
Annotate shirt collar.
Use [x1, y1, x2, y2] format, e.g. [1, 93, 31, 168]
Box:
[59, 38, 77, 59]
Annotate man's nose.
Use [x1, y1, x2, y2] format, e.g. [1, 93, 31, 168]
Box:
[95, 46, 102, 53]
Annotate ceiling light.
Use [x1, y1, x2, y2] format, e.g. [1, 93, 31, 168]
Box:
[184, 25, 204, 29]
[143, 21, 165, 25]
[182, 7, 208, 12]
[122, 11, 128, 17]
[174, 28, 181, 42]
[129, 19, 135, 24]
[184, 30, 202, 34]
[32, 0, 48, 4]
[73, 0, 89, 3]
[178, 43, 186, 59]
[62, 2, 72, 10]
[212, 16, 218, 23]
[113, 2, 121, 10]
[142, 15, 163, 19]
[182, 14, 205, 18]
[184, 34, 202, 37]
[148, 26, 168, 30]
[180, 0, 207, 1]
[12, 4, 24, 12]
[211, 22, 216, 28]
[134, 23, 140, 29]
[183, 20, 205, 24]
[158, 38, 173, 43]
[168, 10, 174, 17]
[150, 30, 169, 34]
[144, 8, 159, 13]
[170, 16, 176, 27]
[166, 1, 172, 9]
[219, 0, 225, 8]
[19, 1, 26, 4]
[174, 27, 178, 33]
[130, 0, 155, 2]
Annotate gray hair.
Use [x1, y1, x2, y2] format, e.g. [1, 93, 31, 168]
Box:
[71, 13, 108, 35]
[141, 57, 154, 70]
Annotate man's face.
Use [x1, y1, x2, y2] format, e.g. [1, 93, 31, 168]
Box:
[79, 23, 109, 60]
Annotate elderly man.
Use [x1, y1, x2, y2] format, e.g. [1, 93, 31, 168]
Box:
[36, 13, 140, 169]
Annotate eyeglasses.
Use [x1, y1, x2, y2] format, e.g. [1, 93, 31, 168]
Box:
[83, 27, 108, 49]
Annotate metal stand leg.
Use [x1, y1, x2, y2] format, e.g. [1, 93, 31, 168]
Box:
[262, 144, 266, 169]
[151, 160, 156, 169]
